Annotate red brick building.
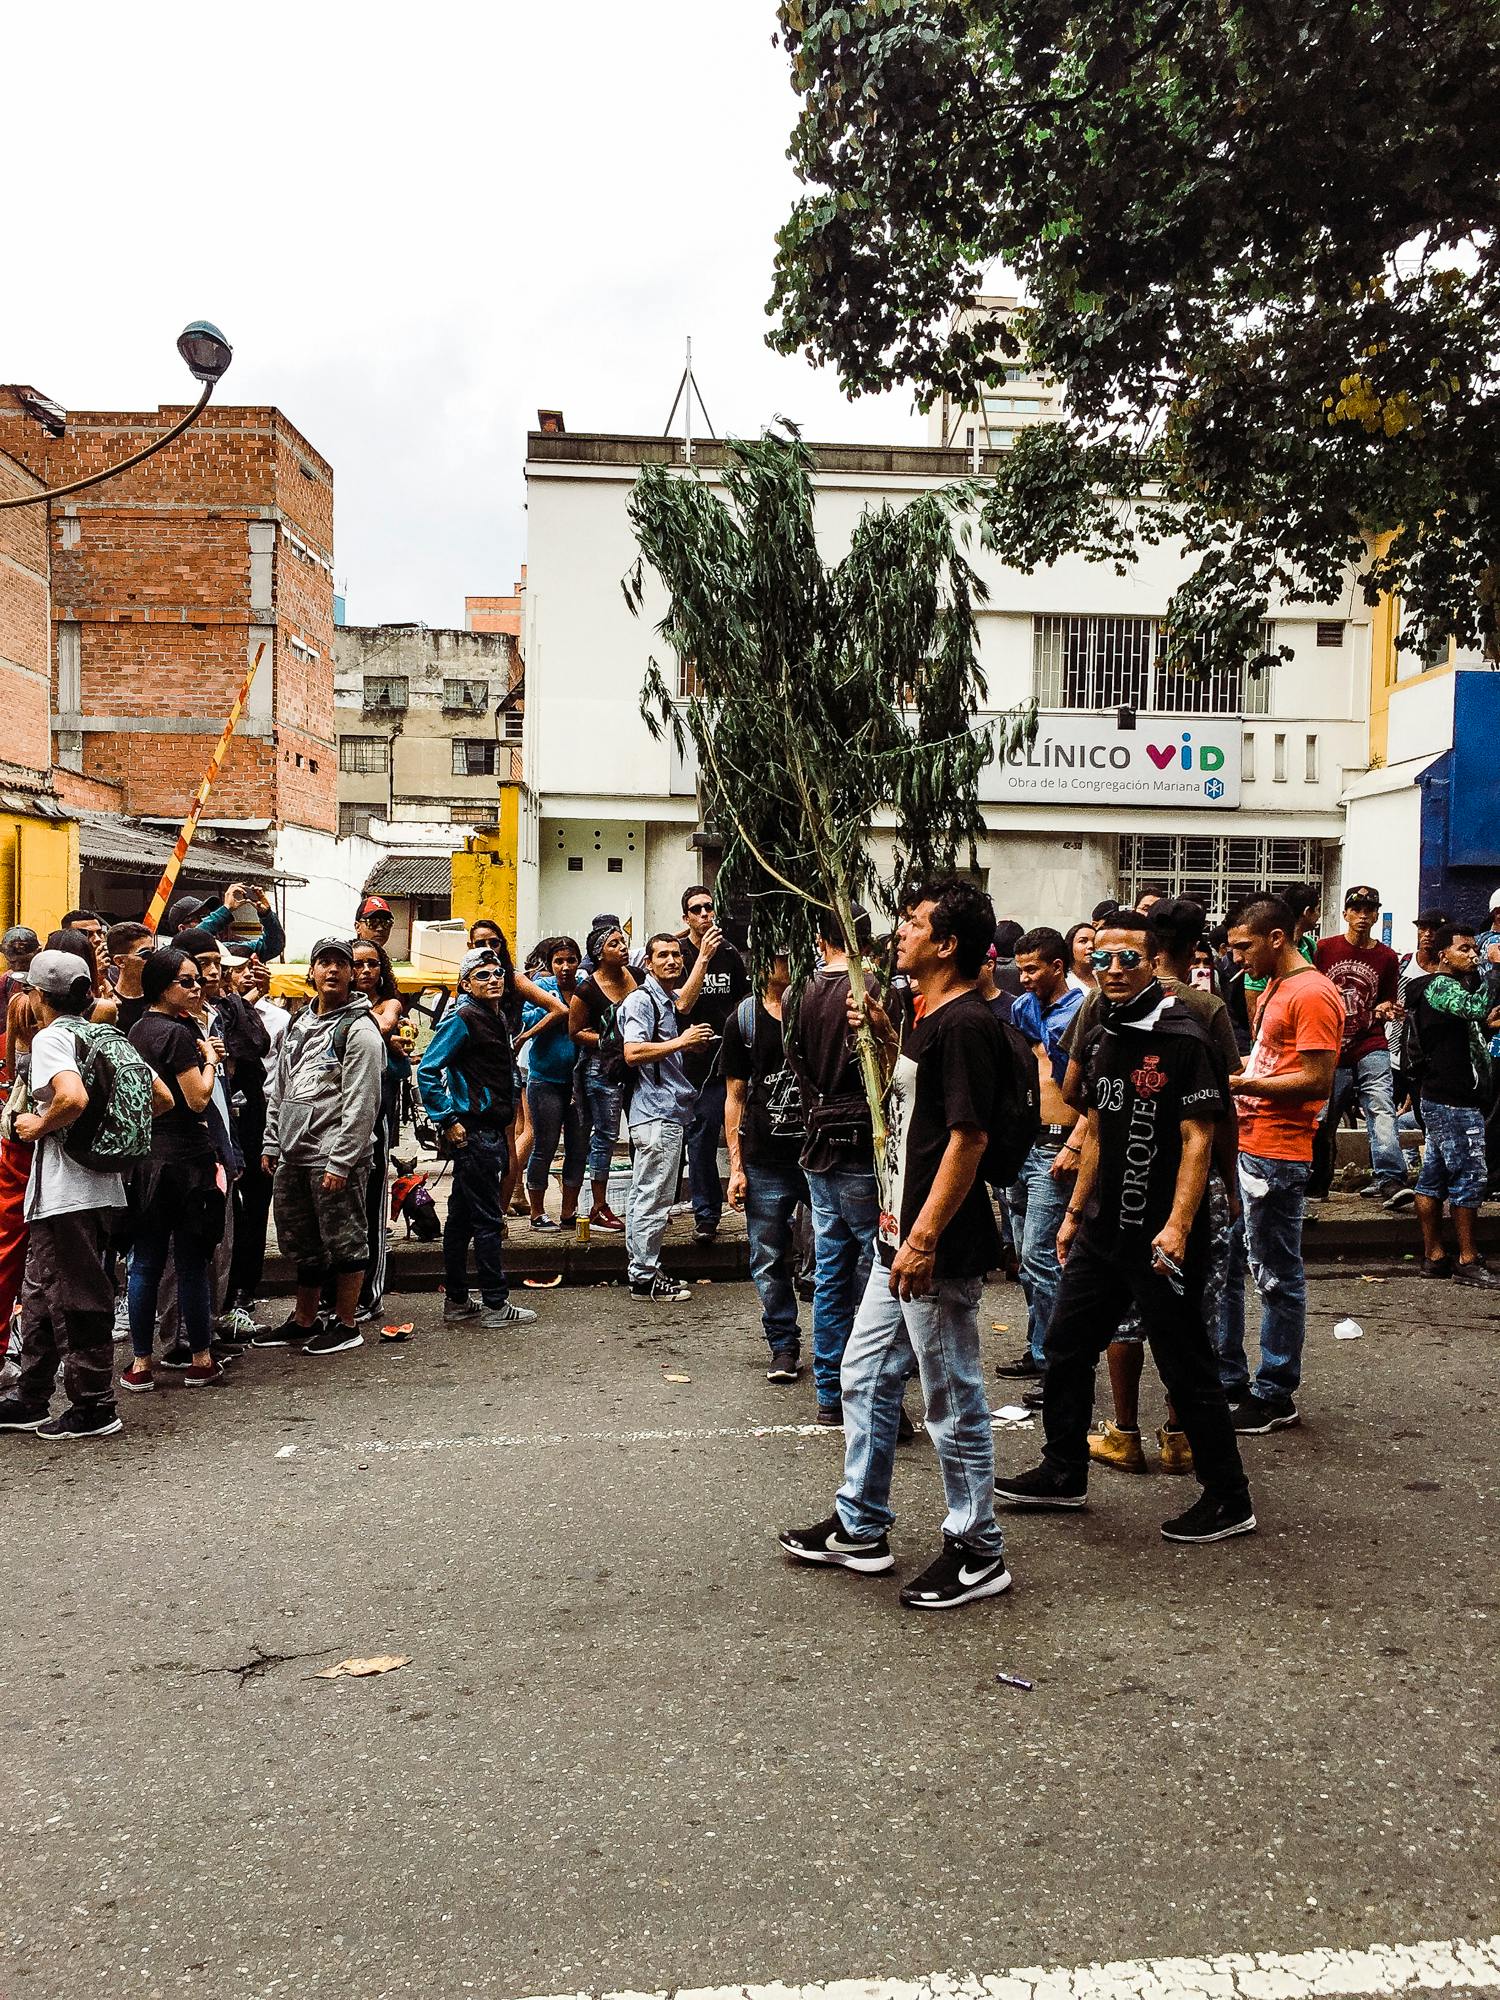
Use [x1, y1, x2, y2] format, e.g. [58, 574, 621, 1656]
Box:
[0, 393, 336, 837]
[464, 567, 525, 640]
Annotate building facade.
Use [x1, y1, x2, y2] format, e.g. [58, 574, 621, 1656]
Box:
[0, 390, 344, 948]
[465, 569, 525, 638]
[925, 295, 1062, 454]
[519, 429, 1373, 950]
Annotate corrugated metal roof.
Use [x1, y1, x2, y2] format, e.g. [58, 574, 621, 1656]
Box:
[362, 854, 453, 899]
[74, 813, 299, 887]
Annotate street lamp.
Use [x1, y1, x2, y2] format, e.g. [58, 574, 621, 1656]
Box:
[0, 320, 234, 510]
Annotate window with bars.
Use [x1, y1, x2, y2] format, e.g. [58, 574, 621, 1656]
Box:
[1118, 835, 1324, 926]
[1032, 616, 1274, 715]
[677, 654, 703, 699]
[442, 677, 489, 712]
[450, 803, 497, 826]
[338, 804, 375, 840]
[501, 705, 524, 742]
[452, 738, 500, 777]
[338, 735, 389, 774]
[362, 675, 409, 712]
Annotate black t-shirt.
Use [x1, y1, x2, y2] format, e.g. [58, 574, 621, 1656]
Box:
[787, 967, 876, 1174]
[678, 936, 750, 1087]
[722, 998, 805, 1171]
[129, 1011, 214, 1163]
[1409, 974, 1485, 1108]
[1077, 1008, 1227, 1264]
[877, 991, 1003, 1280]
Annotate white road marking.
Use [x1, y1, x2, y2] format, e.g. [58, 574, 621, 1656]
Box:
[513, 1933, 1500, 2000]
[333, 1411, 1032, 1457]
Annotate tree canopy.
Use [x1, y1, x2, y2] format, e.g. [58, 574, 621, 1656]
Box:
[768, 0, 1500, 665]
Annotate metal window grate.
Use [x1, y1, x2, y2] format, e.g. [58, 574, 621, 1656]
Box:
[338, 735, 389, 774]
[1316, 621, 1345, 647]
[452, 739, 499, 777]
[362, 676, 409, 712]
[1033, 617, 1275, 714]
[1118, 835, 1325, 926]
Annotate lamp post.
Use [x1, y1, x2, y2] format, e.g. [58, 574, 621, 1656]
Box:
[0, 321, 233, 510]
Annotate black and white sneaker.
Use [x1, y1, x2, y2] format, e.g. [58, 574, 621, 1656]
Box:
[35, 1404, 123, 1441]
[251, 1314, 317, 1349]
[766, 1348, 802, 1383]
[442, 1298, 482, 1323]
[482, 1302, 538, 1327]
[778, 1512, 895, 1574]
[630, 1276, 691, 1302]
[1161, 1493, 1257, 1543]
[303, 1321, 363, 1356]
[158, 1342, 195, 1370]
[1383, 1186, 1416, 1212]
[0, 1397, 49, 1432]
[994, 1462, 1088, 1509]
[1232, 1393, 1299, 1434]
[899, 1535, 1012, 1611]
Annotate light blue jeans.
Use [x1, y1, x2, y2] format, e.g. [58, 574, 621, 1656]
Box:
[743, 1161, 806, 1354]
[837, 1265, 1004, 1557]
[1221, 1151, 1310, 1400]
[1331, 1049, 1409, 1191]
[625, 1118, 685, 1287]
[1012, 1140, 1070, 1365]
[804, 1166, 880, 1408]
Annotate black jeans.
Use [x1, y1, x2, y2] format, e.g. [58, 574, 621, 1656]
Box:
[17, 1209, 116, 1414]
[1042, 1229, 1250, 1508]
[228, 1085, 272, 1306]
[443, 1126, 510, 1308]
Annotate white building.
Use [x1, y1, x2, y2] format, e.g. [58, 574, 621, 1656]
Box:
[518, 428, 1372, 948]
[925, 294, 1062, 454]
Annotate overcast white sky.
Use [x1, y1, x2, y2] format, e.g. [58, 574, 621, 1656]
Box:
[7, 1, 930, 627]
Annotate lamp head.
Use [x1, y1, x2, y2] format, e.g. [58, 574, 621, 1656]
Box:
[177, 321, 233, 386]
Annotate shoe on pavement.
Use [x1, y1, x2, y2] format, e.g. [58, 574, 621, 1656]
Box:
[1156, 1425, 1194, 1475]
[442, 1298, 482, 1322]
[766, 1348, 802, 1383]
[1088, 1419, 1147, 1473]
[529, 1215, 561, 1232]
[252, 1314, 316, 1349]
[815, 1401, 843, 1429]
[1021, 1385, 1046, 1412]
[1160, 1492, 1257, 1543]
[304, 1322, 363, 1355]
[158, 1342, 195, 1370]
[630, 1276, 691, 1302]
[994, 1461, 1088, 1509]
[778, 1511, 895, 1574]
[1420, 1256, 1455, 1280]
[1357, 1181, 1385, 1201]
[1232, 1393, 1299, 1434]
[220, 1305, 259, 1339]
[994, 1351, 1043, 1379]
[184, 1359, 228, 1387]
[35, 1404, 123, 1440]
[0, 1397, 49, 1431]
[692, 1222, 719, 1245]
[482, 1302, 538, 1328]
[1383, 1186, 1416, 1212]
[590, 1209, 626, 1232]
[896, 1404, 919, 1445]
[118, 1364, 154, 1395]
[112, 1296, 131, 1341]
[899, 1535, 1012, 1611]
[1453, 1258, 1500, 1289]
[208, 1339, 243, 1364]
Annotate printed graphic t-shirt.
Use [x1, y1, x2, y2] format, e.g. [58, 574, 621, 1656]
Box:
[1079, 1012, 1228, 1263]
[1234, 968, 1343, 1162]
[1314, 935, 1398, 1064]
[877, 991, 1003, 1280]
[677, 936, 750, 1088]
[721, 999, 805, 1171]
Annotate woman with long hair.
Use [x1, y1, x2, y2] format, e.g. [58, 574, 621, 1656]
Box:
[1064, 920, 1097, 992]
[519, 935, 589, 1229]
[569, 923, 636, 1230]
[468, 917, 565, 1217]
[351, 937, 407, 1318]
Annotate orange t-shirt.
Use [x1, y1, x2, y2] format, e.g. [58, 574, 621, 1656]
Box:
[1235, 968, 1344, 1163]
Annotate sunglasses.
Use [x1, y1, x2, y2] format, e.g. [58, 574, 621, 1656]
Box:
[172, 973, 201, 989]
[1089, 947, 1146, 970]
[686, 903, 713, 915]
[468, 965, 504, 979]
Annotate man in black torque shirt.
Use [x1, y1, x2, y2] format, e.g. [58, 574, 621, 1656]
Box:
[781, 879, 1013, 1611]
[996, 912, 1255, 1544]
[676, 885, 750, 1244]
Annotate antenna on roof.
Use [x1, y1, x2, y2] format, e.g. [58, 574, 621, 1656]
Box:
[661, 336, 716, 465]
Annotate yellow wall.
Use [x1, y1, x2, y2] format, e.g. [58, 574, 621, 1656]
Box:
[0, 813, 79, 937]
[450, 784, 519, 942]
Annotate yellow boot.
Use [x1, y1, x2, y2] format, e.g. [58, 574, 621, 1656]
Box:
[1156, 1424, 1194, 1475]
[1087, 1419, 1147, 1473]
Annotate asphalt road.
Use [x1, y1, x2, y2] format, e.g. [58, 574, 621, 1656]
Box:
[4, 1268, 1498, 2000]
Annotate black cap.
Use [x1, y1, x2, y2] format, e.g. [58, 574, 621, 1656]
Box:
[1415, 907, 1451, 929]
[1343, 885, 1381, 909]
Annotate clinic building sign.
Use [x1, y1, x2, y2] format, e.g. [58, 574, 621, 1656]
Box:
[984, 712, 1243, 810]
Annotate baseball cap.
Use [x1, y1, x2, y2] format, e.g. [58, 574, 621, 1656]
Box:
[1488, 884, 1500, 911]
[27, 949, 93, 998]
[309, 936, 356, 966]
[356, 895, 393, 920]
[1343, 885, 1381, 908]
[1415, 907, 1452, 929]
[459, 947, 502, 983]
[1, 925, 39, 961]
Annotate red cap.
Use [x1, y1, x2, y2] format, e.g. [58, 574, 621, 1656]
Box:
[356, 895, 393, 918]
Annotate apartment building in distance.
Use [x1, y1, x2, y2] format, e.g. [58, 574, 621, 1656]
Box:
[925, 294, 1062, 453]
[0, 389, 344, 947]
[465, 568, 525, 638]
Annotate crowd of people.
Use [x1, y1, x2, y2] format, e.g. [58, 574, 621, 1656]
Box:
[1, 867, 1497, 1611]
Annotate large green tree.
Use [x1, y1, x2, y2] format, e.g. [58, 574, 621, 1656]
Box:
[768, 0, 1500, 667]
[626, 426, 1028, 1143]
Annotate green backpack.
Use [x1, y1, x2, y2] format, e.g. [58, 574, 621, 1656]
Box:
[62, 1020, 156, 1173]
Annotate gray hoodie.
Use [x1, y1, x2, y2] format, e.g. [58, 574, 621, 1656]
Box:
[263, 994, 385, 1176]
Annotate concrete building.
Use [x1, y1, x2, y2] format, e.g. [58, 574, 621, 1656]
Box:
[925, 295, 1062, 453]
[519, 428, 1373, 948]
[0, 390, 348, 950]
[465, 569, 525, 638]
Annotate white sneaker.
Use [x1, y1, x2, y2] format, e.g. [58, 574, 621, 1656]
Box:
[482, 1302, 538, 1328]
[221, 1306, 259, 1339]
[112, 1296, 132, 1342]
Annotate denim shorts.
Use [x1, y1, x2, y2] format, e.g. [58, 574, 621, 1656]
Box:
[1415, 1099, 1488, 1210]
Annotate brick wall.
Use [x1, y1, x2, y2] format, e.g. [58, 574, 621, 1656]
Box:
[0, 398, 337, 834]
[0, 448, 52, 781]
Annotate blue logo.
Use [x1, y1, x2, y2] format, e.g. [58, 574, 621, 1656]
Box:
[1203, 776, 1225, 800]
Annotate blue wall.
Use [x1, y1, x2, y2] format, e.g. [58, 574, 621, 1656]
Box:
[1418, 670, 1500, 924]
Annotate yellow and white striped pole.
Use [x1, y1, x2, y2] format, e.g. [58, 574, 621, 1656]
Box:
[142, 640, 268, 933]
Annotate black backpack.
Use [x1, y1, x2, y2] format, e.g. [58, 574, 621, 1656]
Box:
[981, 1015, 1043, 1187]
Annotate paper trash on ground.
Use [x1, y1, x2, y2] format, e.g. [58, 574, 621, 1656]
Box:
[316, 1655, 411, 1679]
[1333, 1317, 1364, 1340]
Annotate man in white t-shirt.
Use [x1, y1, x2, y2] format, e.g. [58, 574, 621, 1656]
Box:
[0, 952, 139, 1440]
